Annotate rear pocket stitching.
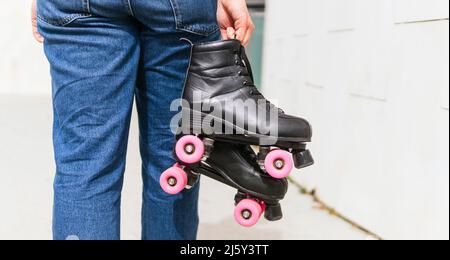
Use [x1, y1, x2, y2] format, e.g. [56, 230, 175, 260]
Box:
[37, 13, 92, 27]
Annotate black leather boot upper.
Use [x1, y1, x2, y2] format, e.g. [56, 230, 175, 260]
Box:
[183, 40, 312, 141]
[203, 141, 288, 201]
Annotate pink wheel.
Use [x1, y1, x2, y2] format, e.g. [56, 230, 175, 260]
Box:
[259, 201, 266, 218]
[175, 135, 205, 164]
[234, 199, 263, 227]
[160, 166, 188, 195]
[264, 149, 293, 179]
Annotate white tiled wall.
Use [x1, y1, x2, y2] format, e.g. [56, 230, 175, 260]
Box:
[262, 0, 449, 239]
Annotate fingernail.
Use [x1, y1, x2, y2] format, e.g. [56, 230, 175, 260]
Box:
[227, 27, 235, 39]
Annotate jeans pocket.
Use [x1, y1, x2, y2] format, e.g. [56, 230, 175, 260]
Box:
[37, 0, 91, 27]
[169, 0, 219, 36]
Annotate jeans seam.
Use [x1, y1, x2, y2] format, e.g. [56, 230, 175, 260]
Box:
[37, 13, 92, 27]
[124, 0, 135, 16]
[83, 0, 91, 14]
[168, 0, 182, 29]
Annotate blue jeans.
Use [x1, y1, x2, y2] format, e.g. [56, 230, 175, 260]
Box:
[37, 0, 220, 240]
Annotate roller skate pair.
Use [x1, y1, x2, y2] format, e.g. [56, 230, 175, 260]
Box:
[160, 40, 314, 227]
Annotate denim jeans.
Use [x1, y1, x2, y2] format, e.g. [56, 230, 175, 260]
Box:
[37, 0, 220, 240]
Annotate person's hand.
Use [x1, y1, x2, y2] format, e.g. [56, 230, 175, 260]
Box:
[217, 0, 254, 46]
[32, 0, 44, 43]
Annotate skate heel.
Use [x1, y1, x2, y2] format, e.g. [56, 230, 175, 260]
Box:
[293, 149, 314, 169]
[264, 203, 283, 221]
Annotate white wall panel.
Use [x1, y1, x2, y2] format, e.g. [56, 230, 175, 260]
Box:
[263, 0, 449, 239]
[0, 0, 50, 95]
[325, 0, 356, 32]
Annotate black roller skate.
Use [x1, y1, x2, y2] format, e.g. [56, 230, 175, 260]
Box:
[160, 39, 314, 227]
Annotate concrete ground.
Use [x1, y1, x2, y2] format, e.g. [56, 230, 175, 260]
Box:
[0, 94, 368, 240]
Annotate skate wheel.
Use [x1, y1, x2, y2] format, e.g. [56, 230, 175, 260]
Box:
[259, 201, 267, 217]
[160, 166, 188, 195]
[264, 149, 293, 179]
[175, 135, 205, 164]
[234, 199, 263, 227]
